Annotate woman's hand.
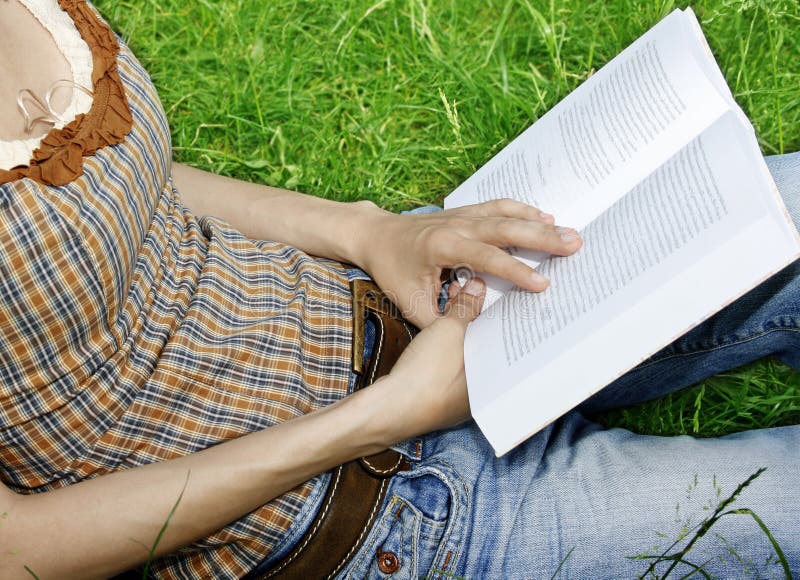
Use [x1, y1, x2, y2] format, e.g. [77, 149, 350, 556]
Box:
[172, 165, 581, 328]
[362, 278, 486, 446]
[354, 199, 583, 327]
[172, 166, 581, 326]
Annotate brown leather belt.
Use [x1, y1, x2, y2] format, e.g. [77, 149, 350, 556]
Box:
[258, 279, 418, 579]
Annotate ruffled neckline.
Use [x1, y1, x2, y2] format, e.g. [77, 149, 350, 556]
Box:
[0, 0, 94, 170]
[0, 0, 133, 187]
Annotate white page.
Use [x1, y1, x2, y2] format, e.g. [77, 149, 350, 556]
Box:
[464, 113, 800, 455]
[444, 9, 732, 310]
[680, 8, 736, 108]
[679, 8, 757, 135]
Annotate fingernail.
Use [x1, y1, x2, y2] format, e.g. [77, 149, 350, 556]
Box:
[556, 226, 580, 241]
[448, 281, 460, 298]
[530, 271, 548, 285]
[539, 211, 554, 220]
[463, 279, 485, 296]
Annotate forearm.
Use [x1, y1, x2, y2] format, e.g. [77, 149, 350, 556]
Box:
[172, 162, 385, 268]
[0, 388, 388, 579]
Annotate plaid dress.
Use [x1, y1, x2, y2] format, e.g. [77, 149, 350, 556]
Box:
[0, 1, 354, 577]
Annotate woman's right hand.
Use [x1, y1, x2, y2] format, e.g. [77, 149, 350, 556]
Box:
[363, 278, 486, 447]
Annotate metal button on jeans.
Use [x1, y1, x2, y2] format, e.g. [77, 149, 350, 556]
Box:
[376, 548, 400, 574]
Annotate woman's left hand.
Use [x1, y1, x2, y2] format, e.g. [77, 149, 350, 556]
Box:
[354, 199, 583, 327]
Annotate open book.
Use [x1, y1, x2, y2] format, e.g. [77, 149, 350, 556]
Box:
[444, 7, 800, 456]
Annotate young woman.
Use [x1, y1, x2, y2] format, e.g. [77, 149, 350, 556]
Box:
[1, 1, 798, 578]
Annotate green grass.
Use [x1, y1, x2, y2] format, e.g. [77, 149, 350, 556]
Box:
[92, 0, 800, 438]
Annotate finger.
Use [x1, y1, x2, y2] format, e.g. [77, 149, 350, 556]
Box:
[490, 220, 581, 256]
[447, 220, 582, 259]
[456, 241, 551, 292]
[401, 282, 442, 328]
[443, 278, 485, 324]
[457, 199, 554, 224]
[448, 280, 462, 300]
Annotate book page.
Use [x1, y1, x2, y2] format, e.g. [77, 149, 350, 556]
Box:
[680, 7, 756, 134]
[464, 113, 800, 455]
[444, 9, 732, 310]
[680, 8, 737, 109]
[446, 9, 729, 223]
[496, 138, 727, 369]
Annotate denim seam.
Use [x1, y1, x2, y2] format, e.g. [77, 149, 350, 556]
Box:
[632, 325, 800, 372]
[345, 494, 402, 575]
[404, 496, 422, 578]
[412, 458, 471, 579]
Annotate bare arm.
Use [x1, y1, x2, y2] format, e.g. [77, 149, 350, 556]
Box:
[0, 281, 487, 580]
[172, 162, 582, 326]
[0, 386, 384, 579]
[172, 162, 384, 267]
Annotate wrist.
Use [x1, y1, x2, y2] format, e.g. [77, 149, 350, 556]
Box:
[336, 380, 397, 452]
[347, 375, 419, 450]
[344, 201, 394, 272]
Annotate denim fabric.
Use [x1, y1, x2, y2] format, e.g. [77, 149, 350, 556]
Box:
[257, 153, 800, 579]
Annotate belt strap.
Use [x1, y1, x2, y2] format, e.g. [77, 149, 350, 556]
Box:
[259, 280, 417, 579]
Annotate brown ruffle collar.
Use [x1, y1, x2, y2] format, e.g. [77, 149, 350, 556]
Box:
[0, 0, 133, 187]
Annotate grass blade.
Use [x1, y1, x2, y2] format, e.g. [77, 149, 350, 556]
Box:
[141, 471, 191, 579]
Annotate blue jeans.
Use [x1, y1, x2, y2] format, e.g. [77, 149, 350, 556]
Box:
[258, 153, 800, 579]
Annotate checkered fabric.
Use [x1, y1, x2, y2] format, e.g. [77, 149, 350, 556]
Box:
[0, 2, 354, 577]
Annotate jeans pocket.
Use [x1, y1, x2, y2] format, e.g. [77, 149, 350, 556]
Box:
[340, 476, 449, 579]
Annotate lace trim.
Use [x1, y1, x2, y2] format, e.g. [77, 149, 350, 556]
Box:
[0, 0, 133, 187]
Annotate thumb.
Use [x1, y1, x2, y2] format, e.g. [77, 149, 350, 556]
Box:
[443, 278, 485, 324]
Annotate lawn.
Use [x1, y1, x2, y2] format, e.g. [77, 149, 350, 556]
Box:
[93, 0, 800, 438]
